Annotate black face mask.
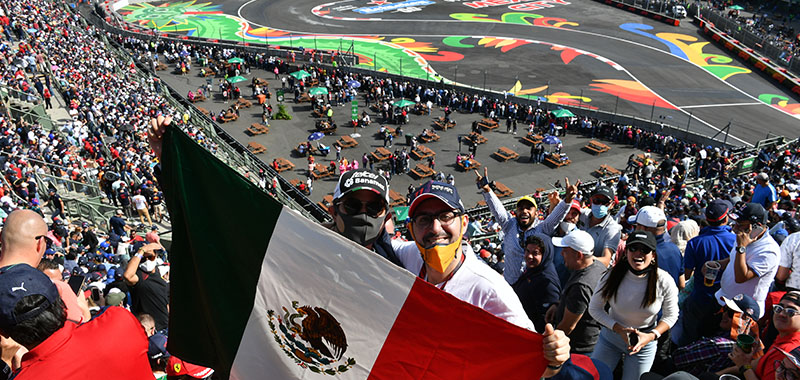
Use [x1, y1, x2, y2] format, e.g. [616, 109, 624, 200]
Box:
[338, 212, 384, 247]
[629, 265, 653, 276]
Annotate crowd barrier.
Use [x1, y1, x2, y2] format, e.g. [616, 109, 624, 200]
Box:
[696, 12, 800, 98]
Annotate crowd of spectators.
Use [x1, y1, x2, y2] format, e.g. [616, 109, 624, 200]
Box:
[716, 1, 799, 66]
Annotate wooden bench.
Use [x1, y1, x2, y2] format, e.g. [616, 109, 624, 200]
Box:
[236, 98, 252, 108]
[493, 181, 514, 198]
[296, 93, 312, 103]
[317, 194, 334, 211]
[493, 147, 519, 161]
[370, 147, 392, 162]
[457, 158, 481, 171]
[410, 164, 435, 179]
[584, 140, 610, 155]
[221, 112, 238, 123]
[478, 118, 499, 131]
[593, 164, 621, 178]
[464, 132, 487, 145]
[411, 145, 435, 161]
[335, 135, 358, 149]
[311, 163, 334, 180]
[247, 123, 269, 136]
[247, 142, 266, 155]
[522, 133, 543, 146]
[418, 132, 440, 143]
[433, 117, 456, 130]
[389, 190, 407, 207]
[316, 121, 336, 135]
[544, 154, 571, 168]
[273, 157, 295, 173]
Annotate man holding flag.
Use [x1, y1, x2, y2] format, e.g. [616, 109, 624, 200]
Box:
[148, 116, 571, 379]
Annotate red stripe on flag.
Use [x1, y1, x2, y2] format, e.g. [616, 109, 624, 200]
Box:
[369, 278, 546, 379]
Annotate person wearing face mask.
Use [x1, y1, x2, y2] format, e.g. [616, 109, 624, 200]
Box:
[326, 169, 403, 268]
[475, 167, 579, 285]
[579, 185, 622, 267]
[391, 181, 571, 378]
[552, 199, 583, 286]
[124, 242, 170, 333]
[588, 231, 679, 380]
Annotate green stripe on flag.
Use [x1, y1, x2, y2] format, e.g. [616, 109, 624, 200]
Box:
[161, 126, 283, 377]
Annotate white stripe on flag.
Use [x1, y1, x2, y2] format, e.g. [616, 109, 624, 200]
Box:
[231, 206, 417, 379]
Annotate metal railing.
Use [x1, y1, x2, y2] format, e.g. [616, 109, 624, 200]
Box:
[699, 7, 800, 75]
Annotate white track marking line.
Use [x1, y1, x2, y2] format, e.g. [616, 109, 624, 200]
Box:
[681, 102, 764, 109]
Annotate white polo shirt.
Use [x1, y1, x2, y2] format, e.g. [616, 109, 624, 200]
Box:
[716, 232, 780, 318]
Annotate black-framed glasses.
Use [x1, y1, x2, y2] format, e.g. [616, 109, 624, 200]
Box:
[412, 210, 461, 229]
[775, 304, 800, 318]
[336, 198, 386, 218]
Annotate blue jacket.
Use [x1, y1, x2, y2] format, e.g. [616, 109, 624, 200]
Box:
[656, 233, 684, 287]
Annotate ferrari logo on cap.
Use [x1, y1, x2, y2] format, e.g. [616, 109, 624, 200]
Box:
[173, 362, 182, 373]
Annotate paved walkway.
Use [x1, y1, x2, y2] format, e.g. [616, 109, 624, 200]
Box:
[157, 66, 648, 208]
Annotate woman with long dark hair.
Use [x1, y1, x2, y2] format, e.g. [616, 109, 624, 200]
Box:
[588, 230, 679, 380]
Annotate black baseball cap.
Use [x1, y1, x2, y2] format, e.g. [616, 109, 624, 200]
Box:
[591, 186, 614, 202]
[0, 264, 60, 329]
[706, 199, 733, 222]
[333, 169, 389, 204]
[626, 230, 657, 251]
[731, 202, 767, 224]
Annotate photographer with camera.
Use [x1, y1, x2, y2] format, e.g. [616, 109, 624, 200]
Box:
[124, 242, 169, 334]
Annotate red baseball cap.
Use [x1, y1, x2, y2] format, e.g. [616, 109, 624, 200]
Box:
[167, 356, 214, 379]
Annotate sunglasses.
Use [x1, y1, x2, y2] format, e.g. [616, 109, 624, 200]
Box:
[337, 198, 386, 218]
[627, 245, 653, 254]
[591, 198, 610, 205]
[775, 304, 800, 318]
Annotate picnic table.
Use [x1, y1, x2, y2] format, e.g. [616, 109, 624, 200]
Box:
[220, 112, 238, 123]
[418, 132, 440, 143]
[335, 135, 358, 149]
[155, 62, 168, 71]
[411, 145, 435, 160]
[457, 158, 481, 171]
[634, 153, 658, 167]
[464, 132, 487, 145]
[311, 163, 334, 180]
[247, 123, 269, 136]
[522, 133, 543, 146]
[544, 153, 571, 168]
[252, 78, 269, 87]
[389, 190, 407, 207]
[493, 181, 514, 198]
[433, 117, 456, 130]
[584, 140, 610, 155]
[316, 120, 336, 135]
[190, 94, 206, 103]
[370, 147, 392, 162]
[197, 107, 210, 116]
[478, 118, 499, 131]
[410, 164, 435, 179]
[493, 147, 519, 161]
[413, 103, 430, 115]
[236, 97, 252, 108]
[200, 68, 215, 77]
[594, 164, 621, 178]
[317, 194, 334, 211]
[247, 142, 266, 155]
[312, 108, 326, 118]
[273, 157, 295, 173]
[289, 179, 310, 195]
[296, 93, 312, 103]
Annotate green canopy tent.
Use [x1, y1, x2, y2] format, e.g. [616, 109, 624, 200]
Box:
[394, 206, 409, 222]
[392, 99, 415, 108]
[551, 109, 575, 118]
[227, 57, 245, 64]
[729, 5, 744, 10]
[308, 87, 329, 96]
[226, 76, 247, 84]
[289, 70, 311, 80]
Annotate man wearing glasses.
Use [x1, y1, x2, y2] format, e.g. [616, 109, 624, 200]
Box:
[391, 180, 570, 378]
[326, 169, 403, 268]
[474, 167, 579, 284]
[579, 185, 622, 267]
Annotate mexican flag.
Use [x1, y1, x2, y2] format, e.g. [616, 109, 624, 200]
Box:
[161, 127, 547, 379]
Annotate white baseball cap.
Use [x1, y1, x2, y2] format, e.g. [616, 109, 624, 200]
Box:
[552, 230, 594, 256]
[628, 206, 667, 228]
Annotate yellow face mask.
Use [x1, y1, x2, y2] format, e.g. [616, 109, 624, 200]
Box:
[409, 216, 465, 274]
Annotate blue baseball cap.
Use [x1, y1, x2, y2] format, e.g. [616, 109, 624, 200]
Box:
[148, 333, 170, 360]
[0, 264, 60, 329]
[548, 354, 612, 380]
[409, 181, 465, 217]
[705, 199, 733, 222]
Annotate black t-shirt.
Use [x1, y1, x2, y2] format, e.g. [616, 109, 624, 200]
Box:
[109, 216, 126, 236]
[130, 268, 170, 331]
[555, 260, 606, 354]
